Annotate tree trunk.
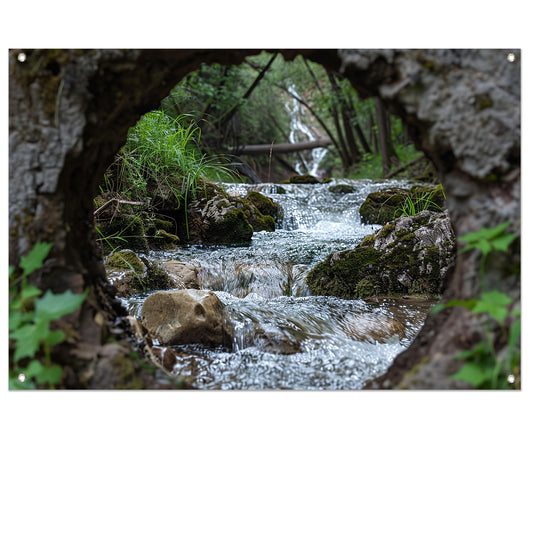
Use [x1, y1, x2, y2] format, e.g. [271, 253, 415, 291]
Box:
[374, 96, 399, 174]
[229, 138, 333, 155]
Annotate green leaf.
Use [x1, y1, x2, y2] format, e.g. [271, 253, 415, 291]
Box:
[10, 324, 41, 361]
[9, 265, 15, 278]
[471, 290, 512, 325]
[24, 359, 45, 378]
[34, 289, 88, 322]
[24, 359, 63, 385]
[44, 328, 66, 347]
[19, 242, 53, 277]
[35, 364, 63, 385]
[431, 298, 477, 314]
[9, 309, 27, 332]
[490, 233, 516, 252]
[20, 283, 42, 300]
[454, 342, 490, 360]
[452, 362, 490, 388]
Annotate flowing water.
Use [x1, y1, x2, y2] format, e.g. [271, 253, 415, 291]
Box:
[125, 178, 433, 390]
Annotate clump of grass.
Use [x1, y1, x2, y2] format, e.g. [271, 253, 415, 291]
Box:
[102, 110, 237, 237]
[394, 189, 445, 218]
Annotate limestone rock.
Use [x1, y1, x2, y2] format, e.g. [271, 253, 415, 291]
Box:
[164, 260, 200, 289]
[140, 289, 233, 347]
[307, 210, 455, 298]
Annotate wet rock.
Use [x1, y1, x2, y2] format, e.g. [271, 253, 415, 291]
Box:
[163, 260, 200, 289]
[342, 313, 406, 342]
[105, 251, 174, 298]
[329, 184, 357, 195]
[140, 289, 233, 347]
[289, 173, 319, 184]
[307, 209, 455, 298]
[359, 184, 446, 225]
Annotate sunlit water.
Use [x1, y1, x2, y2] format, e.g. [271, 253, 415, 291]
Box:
[125, 178, 432, 390]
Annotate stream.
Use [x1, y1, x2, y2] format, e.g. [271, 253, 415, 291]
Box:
[125, 178, 433, 390]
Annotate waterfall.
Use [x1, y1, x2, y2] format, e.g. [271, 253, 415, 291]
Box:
[285, 82, 328, 177]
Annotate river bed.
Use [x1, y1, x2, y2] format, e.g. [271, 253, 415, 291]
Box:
[125, 178, 433, 390]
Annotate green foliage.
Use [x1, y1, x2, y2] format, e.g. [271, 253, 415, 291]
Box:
[458, 221, 516, 257]
[101, 110, 237, 238]
[9, 242, 88, 389]
[394, 189, 445, 218]
[431, 222, 520, 389]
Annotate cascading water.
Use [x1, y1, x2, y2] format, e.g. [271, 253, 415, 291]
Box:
[125, 178, 432, 390]
[285, 82, 328, 177]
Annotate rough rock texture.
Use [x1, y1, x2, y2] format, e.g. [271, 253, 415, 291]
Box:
[140, 289, 233, 347]
[163, 261, 200, 289]
[9, 49, 520, 388]
[307, 210, 455, 298]
[183, 184, 277, 243]
[104, 251, 174, 298]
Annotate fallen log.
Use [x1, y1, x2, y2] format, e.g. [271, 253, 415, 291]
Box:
[229, 138, 332, 155]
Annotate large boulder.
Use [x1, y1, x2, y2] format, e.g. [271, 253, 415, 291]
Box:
[307, 210, 455, 298]
[140, 289, 233, 347]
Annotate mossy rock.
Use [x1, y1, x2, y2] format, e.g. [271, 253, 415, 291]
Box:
[245, 191, 279, 220]
[307, 210, 455, 299]
[359, 184, 446, 225]
[289, 174, 319, 184]
[359, 188, 411, 225]
[105, 250, 145, 274]
[205, 207, 254, 245]
[329, 184, 356, 195]
[147, 229, 180, 251]
[97, 214, 148, 254]
[105, 252, 174, 297]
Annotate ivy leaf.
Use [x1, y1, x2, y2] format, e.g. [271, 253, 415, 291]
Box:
[19, 242, 53, 277]
[471, 290, 512, 325]
[37, 364, 64, 385]
[23, 359, 63, 385]
[34, 289, 88, 322]
[490, 233, 516, 252]
[10, 323, 41, 362]
[452, 362, 490, 388]
[431, 298, 477, 315]
[20, 283, 42, 300]
[44, 328, 66, 347]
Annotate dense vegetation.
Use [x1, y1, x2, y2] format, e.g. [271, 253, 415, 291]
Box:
[157, 52, 422, 181]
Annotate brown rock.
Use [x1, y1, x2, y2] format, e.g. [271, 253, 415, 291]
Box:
[140, 289, 233, 347]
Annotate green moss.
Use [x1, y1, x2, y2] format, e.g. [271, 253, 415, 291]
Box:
[354, 279, 375, 298]
[289, 174, 319, 184]
[245, 191, 279, 219]
[206, 209, 254, 245]
[306, 247, 382, 299]
[329, 184, 356, 195]
[97, 215, 148, 254]
[106, 250, 145, 273]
